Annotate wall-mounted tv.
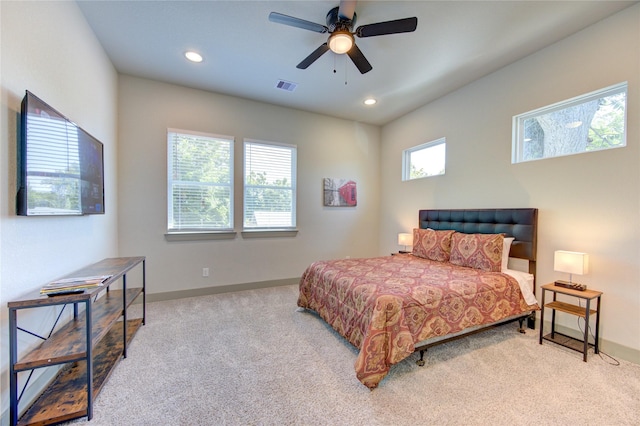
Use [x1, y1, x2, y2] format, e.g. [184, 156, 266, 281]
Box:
[17, 91, 105, 216]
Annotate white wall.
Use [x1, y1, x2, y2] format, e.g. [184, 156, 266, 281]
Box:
[0, 1, 118, 421]
[380, 5, 640, 362]
[117, 76, 381, 296]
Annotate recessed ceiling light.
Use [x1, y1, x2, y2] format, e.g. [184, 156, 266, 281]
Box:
[364, 98, 377, 106]
[185, 51, 203, 63]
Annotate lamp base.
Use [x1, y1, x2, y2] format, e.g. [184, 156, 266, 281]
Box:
[554, 280, 587, 291]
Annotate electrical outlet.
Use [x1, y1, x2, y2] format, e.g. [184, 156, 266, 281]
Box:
[202, 268, 209, 277]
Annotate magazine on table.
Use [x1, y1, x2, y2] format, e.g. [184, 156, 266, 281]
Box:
[40, 275, 112, 295]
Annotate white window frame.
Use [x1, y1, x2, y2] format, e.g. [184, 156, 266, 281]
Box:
[402, 137, 446, 181]
[243, 139, 297, 231]
[167, 129, 234, 233]
[512, 82, 627, 163]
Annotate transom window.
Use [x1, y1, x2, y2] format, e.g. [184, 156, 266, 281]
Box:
[243, 139, 297, 229]
[402, 138, 446, 181]
[167, 129, 233, 232]
[512, 82, 627, 163]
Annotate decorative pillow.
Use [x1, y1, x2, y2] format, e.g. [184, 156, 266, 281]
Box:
[502, 237, 515, 271]
[449, 232, 504, 272]
[412, 228, 455, 262]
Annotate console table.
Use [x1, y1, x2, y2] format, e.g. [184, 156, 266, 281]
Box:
[8, 257, 146, 426]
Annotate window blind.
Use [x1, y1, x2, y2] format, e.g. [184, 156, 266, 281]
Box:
[243, 140, 296, 229]
[167, 130, 233, 231]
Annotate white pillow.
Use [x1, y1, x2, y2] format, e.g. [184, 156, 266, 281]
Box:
[502, 237, 515, 271]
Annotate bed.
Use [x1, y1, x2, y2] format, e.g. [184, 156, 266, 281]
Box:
[297, 208, 539, 389]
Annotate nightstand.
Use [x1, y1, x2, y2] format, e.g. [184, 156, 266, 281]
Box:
[539, 283, 602, 361]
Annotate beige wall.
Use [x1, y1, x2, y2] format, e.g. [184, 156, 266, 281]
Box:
[0, 0, 119, 420]
[380, 5, 640, 361]
[117, 76, 381, 296]
[1, 2, 638, 419]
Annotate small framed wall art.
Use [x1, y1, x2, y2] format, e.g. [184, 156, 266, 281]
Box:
[323, 178, 357, 207]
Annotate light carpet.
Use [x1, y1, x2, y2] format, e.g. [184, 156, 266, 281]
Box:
[67, 284, 640, 425]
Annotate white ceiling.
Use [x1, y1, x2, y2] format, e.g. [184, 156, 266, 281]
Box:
[77, 0, 636, 126]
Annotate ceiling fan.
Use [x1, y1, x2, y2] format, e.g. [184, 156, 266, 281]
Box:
[269, 0, 418, 74]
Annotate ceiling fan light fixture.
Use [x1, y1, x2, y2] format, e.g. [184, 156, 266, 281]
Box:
[328, 31, 354, 54]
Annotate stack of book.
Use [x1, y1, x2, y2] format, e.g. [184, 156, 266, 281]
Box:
[40, 275, 112, 296]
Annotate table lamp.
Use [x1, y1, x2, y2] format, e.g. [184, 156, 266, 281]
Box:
[554, 250, 589, 291]
[398, 233, 413, 254]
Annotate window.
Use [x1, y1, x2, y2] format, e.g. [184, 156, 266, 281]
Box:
[167, 129, 233, 232]
[244, 139, 296, 229]
[402, 138, 446, 181]
[513, 82, 627, 163]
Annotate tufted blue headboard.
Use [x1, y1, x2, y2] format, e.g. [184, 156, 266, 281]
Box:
[418, 208, 538, 274]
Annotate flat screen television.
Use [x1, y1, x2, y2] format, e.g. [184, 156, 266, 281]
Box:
[17, 91, 105, 216]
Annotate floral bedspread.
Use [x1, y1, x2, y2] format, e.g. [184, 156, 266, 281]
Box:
[297, 254, 539, 389]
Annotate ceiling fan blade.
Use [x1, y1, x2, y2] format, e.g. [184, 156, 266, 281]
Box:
[297, 44, 330, 69]
[347, 44, 372, 74]
[356, 17, 418, 38]
[269, 12, 328, 33]
[338, 0, 357, 20]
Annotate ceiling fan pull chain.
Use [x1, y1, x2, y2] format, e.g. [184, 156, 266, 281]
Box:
[345, 57, 348, 85]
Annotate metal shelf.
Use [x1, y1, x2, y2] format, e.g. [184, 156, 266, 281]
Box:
[8, 257, 146, 426]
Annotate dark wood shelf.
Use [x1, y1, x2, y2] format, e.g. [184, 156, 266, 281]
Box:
[542, 331, 595, 353]
[8, 257, 146, 426]
[14, 288, 142, 371]
[8, 257, 145, 309]
[17, 319, 142, 426]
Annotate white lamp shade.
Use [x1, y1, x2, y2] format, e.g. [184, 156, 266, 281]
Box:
[554, 250, 589, 275]
[398, 233, 413, 247]
[328, 32, 354, 54]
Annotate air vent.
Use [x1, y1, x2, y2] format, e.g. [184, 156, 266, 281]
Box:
[275, 79, 297, 92]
